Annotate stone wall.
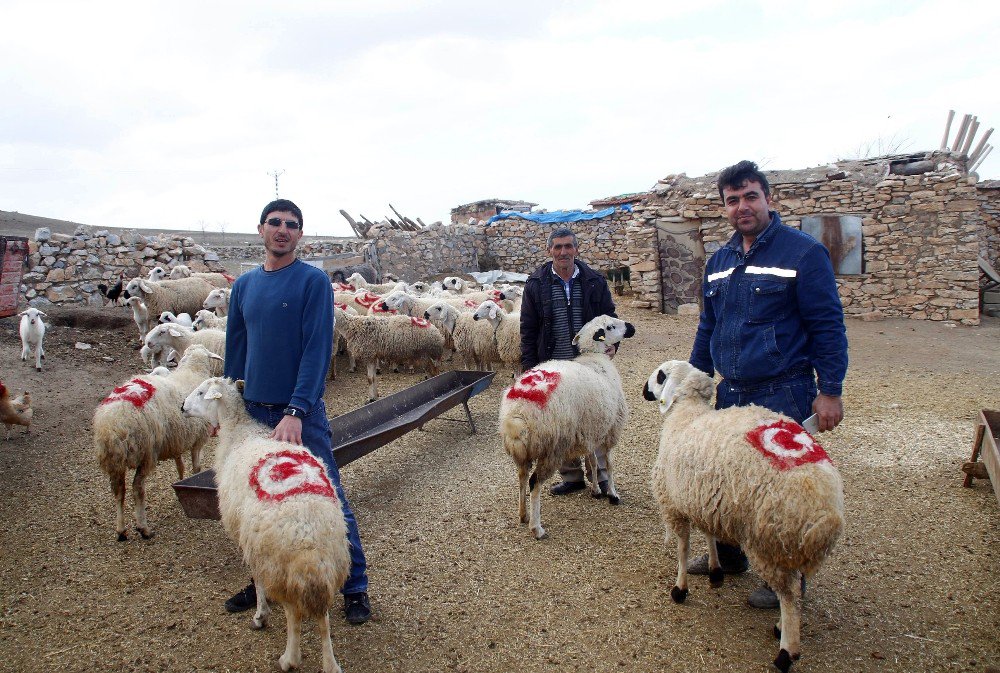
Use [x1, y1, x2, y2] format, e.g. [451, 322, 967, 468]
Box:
[978, 181, 1000, 270]
[627, 157, 984, 324]
[367, 222, 487, 280]
[20, 226, 225, 306]
[210, 239, 365, 262]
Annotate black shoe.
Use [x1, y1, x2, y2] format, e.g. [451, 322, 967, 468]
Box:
[747, 576, 807, 610]
[550, 480, 586, 496]
[687, 552, 749, 576]
[225, 581, 257, 613]
[344, 592, 371, 625]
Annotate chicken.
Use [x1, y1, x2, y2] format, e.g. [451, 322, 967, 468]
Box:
[1, 382, 33, 440]
[98, 270, 127, 306]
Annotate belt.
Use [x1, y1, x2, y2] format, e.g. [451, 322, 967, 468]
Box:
[722, 365, 813, 393]
[245, 400, 288, 409]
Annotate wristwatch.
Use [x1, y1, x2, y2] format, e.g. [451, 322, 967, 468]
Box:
[283, 406, 305, 419]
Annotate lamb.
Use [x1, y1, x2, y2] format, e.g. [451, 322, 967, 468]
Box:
[148, 266, 168, 282]
[140, 343, 178, 369]
[124, 276, 217, 321]
[202, 287, 231, 316]
[182, 377, 350, 673]
[334, 307, 445, 402]
[93, 345, 223, 540]
[643, 360, 844, 672]
[442, 276, 471, 293]
[158, 311, 194, 328]
[1, 382, 32, 440]
[471, 300, 522, 375]
[169, 264, 192, 279]
[144, 323, 226, 360]
[191, 309, 228, 332]
[18, 308, 47, 371]
[124, 296, 153, 341]
[498, 315, 635, 539]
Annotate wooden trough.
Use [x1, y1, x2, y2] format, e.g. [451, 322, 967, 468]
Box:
[172, 370, 495, 520]
[962, 409, 1000, 506]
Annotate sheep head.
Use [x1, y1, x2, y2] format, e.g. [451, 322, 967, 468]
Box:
[125, 277, 154, 297]
[18, 308, 47, 324]
[643, 360, 714, 414]
[571, 315, 635, 354]
[148, 267, 167, 282]
[472, 300, 503, 326]
[425, 302, 457, 333]
[182, 376, 238, 430]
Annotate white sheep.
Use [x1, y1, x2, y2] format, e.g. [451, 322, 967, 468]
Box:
[498, 315, 635, 539]
[182, 377, 350, 673]
[125, 276, 217, 323]
[421, 299, 496, 368]
[191, 309, 228, 332]
[329, 302, 359, 380]
[158, 311, 194, 328]
[190, 271, 233, 288]
[94, 345, 223, 540]
[125, 296, 153, 342]
[644, 360, 844, 672]
[442, 276, 471, 293]
[202, 287, 231, 316]
[169, 264, 192, 279]
[18, 308, 47, 371]
[471, 300, 521, 375]
[144, 323, 226, 360]
[147, 266, 168, 282]
[344, 272, 406, 295]
[334, 307, 445, 402]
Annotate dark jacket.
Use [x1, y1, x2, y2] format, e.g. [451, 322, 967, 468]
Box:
[520, 259, 617, 370]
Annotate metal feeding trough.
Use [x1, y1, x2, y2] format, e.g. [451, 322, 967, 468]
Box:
[172, 370, 495, 520]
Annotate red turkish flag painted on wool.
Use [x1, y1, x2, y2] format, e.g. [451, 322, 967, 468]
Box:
[745, 419, 831, 470]
[505, 369, 561, 408]
[100, 378, 156, 408]
[355, 292, 381, 308]
[248, 450, 338, 503]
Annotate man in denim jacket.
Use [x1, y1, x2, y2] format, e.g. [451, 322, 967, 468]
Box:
[687, 160, 848, 609]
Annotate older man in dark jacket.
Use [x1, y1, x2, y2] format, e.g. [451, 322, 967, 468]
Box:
[520, 227, 618, 496]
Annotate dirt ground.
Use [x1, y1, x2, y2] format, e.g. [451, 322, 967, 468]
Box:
[0, 304, 998, 673]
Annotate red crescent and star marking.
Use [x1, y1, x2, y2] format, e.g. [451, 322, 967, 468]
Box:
[505, 369, 561, 408]
[100, 378, 156, 408]
[354, 292, 381, 308]
[248, 450, 339, 503]
[334, 302, 348, 311]
[464, 299, 478, 308]
[745, 419, 831, 470]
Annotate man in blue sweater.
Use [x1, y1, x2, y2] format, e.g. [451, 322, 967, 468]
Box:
[222, 199, 371, 625]
[688, 161, 848, 609]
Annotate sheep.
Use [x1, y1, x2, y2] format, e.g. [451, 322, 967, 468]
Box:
[94, 345, 224, 540]
[328, 302, 359, 380]
[125, 296, 153, 341]
[124, 276, 217, 322]
[140, 342, 179, 370]
[643, 360, 844, 672]
[191, 309, 228, 332]
[334, 307, 445, 402]
[182, 376, 350, 673]
[471, 300, 522, 375]
[345, 272, 406, 295]
[158, 311, 194, 328]
[421, 300, 496, 368]
[442, 276, 471, 293]
[148, 266, 168, 282]
[144, 323, 226, 360]
[190, 271, 234, 288]
[169, 264, 192, 279]
[18, 308, 47, 371]
[202, 287, 231, 316]
[498, 315, 635, 540]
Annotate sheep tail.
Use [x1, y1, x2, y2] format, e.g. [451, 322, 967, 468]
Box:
[500, 412, 531, 464]
[799, 510, 844, 576]
[285, 553, 337, 618]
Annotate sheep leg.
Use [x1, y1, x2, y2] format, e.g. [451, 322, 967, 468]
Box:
[772, 573, 802, 673]
[706, 535, 724, 587]
[670, 519, 691, 603]
[318, 612, 342, 673]
[602, 451, 620, 506]
[35, 346, 43, 371]
[252, 583, 271, 629]
[190, 441, 203, 474]
[527, 468, 553, 540]
[366, 361, 378, 403]
[174, 457, 185, 480]
[132, 464, 154, 540]
[21, 343, 28, 362]
[111, 472, 128, 541]
[278, 608, 303, 672]
[584, 453, 602, 498]
[517, 464, 530, 524]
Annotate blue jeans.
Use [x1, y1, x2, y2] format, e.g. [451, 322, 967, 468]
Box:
[713, 373, 816, 564]
[246, 398, 369, 595]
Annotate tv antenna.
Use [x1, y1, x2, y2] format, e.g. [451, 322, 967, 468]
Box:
[267, 169, 285, 198]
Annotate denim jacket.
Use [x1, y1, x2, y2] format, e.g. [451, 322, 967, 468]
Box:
[689, 212, 848, 396]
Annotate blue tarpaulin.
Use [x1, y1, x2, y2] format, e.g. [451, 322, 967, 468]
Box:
[487, 204, 631, 224]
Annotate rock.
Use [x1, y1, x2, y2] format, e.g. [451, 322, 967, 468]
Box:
[676, 303, 700, 316]
[75, 342, 92, 350]
[105, 234, 121, 246]
[856, 310, 885, 322]
[203, 252, 219, 261]
[46, 286, 76, 302]
[34, 227, 52, 242]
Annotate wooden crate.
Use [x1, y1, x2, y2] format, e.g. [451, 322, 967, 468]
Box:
[962, 409, 1000, 506]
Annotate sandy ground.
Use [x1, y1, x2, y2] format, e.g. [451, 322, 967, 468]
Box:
[0, 304, 998, 673]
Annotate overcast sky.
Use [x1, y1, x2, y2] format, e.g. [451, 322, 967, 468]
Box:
[2, 0, 998, 238]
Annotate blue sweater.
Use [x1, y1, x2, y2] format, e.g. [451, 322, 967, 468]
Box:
[224, 259, 333, 412]
[690, 212, 848, 396]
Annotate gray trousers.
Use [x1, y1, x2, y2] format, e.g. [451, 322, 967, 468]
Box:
[559, 452, 609, 484]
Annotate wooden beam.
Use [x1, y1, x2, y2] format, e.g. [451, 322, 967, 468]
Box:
[970, 145, 992, 173]
[952, 114, 972, 152]
[339, 210, 363, 238]
[968, 127, 994, 166]
[960, 118, 980, 156]
[940, 109, 955, 150]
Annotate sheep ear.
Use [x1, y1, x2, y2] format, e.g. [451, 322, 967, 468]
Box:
[657, 369, 667, 385]
[204, 386, 223, 400]
[208, 352, 224, 361]
[489, 305, 498, 321]
[593, 328, 606, 342]
[168, 327, 183, 337]
[571, 331, 581, 346]
[235, 379, 245, 394]
[17, 310, 26, 316]
[138, 279, 153, 293]
[37, 311, 47, 317]
[658, 379, 679, 414]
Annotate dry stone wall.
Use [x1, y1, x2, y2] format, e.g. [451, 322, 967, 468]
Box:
[20, 226, 225, 306]
[367, 222, 487, 281]
[978, 182, 1000, 270]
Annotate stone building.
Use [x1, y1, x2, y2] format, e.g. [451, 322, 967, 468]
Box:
[450, 199, 537, 225]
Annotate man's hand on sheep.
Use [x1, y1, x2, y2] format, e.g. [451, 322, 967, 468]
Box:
[812, 393, 844, 432]
[271, 415, 303, 445]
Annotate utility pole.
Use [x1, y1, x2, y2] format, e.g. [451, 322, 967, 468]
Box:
[267, 169, 285, 198]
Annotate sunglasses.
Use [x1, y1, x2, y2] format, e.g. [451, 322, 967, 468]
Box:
[264, 217, 301, 230]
